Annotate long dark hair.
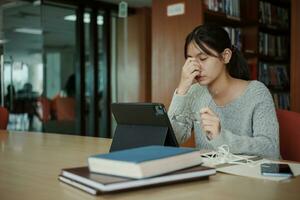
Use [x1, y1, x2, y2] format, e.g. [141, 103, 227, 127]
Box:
[184, 24, 250, 80]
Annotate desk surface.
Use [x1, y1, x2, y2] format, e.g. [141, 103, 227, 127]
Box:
[0, 130, 300, 200]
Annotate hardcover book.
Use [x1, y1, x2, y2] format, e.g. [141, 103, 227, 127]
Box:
[59, 165, 216, 194]
[88, 145, 203, 179]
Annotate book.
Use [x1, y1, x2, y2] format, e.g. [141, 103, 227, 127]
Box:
[58, 176, 99, 195]
[88, 145, 203, 179]
[59, 165, 216, 194]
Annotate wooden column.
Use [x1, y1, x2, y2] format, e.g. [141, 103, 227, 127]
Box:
[291, 0, 300, 112]
[152, 0, 203, 108]
[117, 8, 151, 102]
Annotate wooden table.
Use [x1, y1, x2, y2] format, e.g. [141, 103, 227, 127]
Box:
[0, 130, 300, 200]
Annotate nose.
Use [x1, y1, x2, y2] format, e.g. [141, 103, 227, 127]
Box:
[193, 58, 202, 70]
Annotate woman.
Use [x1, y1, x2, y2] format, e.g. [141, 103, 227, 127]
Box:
[168, 24, 279, 159]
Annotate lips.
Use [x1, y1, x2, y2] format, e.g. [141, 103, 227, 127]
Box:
[196, 75, 205, 82]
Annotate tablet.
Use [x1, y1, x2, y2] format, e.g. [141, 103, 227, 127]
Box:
[110, 103, 179, 152]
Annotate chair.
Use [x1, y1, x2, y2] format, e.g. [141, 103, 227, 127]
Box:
[0, 106, 9, 130]
[51, 97, 76, 121]
[181, 132, 196, 147]
[37, 97, 51, 122]
[276, 109, 300, 162]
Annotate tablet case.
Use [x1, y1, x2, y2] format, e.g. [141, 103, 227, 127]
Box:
[110, 103, 179, 152]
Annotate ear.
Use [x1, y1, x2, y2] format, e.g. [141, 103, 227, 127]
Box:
[221, 48, 232, 64]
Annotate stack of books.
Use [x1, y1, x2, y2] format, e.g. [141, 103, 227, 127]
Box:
[58, 145, 216, 195]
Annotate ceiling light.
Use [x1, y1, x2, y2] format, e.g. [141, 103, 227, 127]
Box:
[1, 1, 27, 9]
[64, 14, 103, 25]
[33, 0, 41, 6]
[0, 39, 8, 44]
[14, 28, 42, 35]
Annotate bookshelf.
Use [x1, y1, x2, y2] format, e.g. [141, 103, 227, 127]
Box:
[203, 0, 291, 110]
[291, 0, 300, 112]
[152, 0, 298, 112]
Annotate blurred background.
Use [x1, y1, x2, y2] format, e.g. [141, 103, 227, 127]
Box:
[0, 0, 299, 138]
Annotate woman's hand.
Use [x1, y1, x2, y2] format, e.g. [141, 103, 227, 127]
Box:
[177, 58, 201, 95]
[200, 107, 221, 140]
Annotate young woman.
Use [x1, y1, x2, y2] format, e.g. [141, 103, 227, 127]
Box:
[168, 24, 279, 159]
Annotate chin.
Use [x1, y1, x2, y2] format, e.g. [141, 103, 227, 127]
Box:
[198, 82, 208, 86]
[197, 78, 210, 86]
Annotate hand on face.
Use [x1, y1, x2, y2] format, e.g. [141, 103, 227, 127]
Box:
[199, 107, 221, 140]
[177, 58, 201, 95]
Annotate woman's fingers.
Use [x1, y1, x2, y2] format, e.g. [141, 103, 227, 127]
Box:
[190, 71, 200, 80]
[201, 125, 215, 134]
[201, 119, 217, 126]
[200, 107, 216, 116]
[201, 113, 219, 122]
[184, 61, 200, 74]
[177, 58, 201, 95]
[199, 107, 221, 139]
[184, 65, 200, 76]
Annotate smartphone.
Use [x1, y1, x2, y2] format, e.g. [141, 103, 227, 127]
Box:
[261, 163, 293, 177]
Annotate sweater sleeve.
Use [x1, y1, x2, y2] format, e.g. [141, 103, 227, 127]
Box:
[168, 85, 199, 144]
[209, 93, 280, 159]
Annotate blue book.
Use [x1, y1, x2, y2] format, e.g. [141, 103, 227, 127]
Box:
[88, 145, 203, 179]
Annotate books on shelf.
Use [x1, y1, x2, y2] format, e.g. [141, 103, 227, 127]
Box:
[88, 145, 203, 179]
[258, 61, 290, 109]
[272, 93, 290, 110]
[258, 62, 289, 88]
[204, 0, 240, 18]
[59, 165, 216, 194]
[224, 26, 242, 50]
[258, 1, 289, 28]
[202, 0, 291, 110]
[259, 32, 288, 58]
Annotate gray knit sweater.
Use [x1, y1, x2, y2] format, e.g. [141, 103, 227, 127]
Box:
[168, 80, 280, 159]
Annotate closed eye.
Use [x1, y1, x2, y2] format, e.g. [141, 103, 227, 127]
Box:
[195, 53, 208, 61]
[198, 55, 208, 61]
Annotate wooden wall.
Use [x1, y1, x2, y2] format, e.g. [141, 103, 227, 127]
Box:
[152, 0, 203, 108]
[291, 0, 300, 112]
[117, 8, 151, 103]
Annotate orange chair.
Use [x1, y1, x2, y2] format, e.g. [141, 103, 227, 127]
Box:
[37, 97, 51, 122]
[181, 132, 196, 148]
[52, 97, 76, 121]
[0, 106, 9, 130]
[276, 109, 300, 162]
